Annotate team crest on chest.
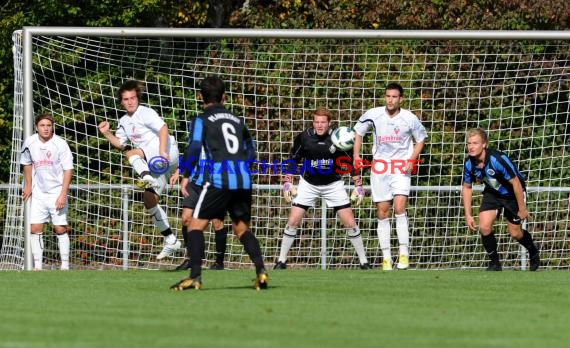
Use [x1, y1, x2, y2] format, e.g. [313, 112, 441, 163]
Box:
[487, 169, 495, 176]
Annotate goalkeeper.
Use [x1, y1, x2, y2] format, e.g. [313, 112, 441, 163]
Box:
[98, 80, 181, 260]
[353, 82, 427, 271]
[274, 107, 371, 270]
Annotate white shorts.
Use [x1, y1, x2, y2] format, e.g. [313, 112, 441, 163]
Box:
[293, 177, 350, 208]
[29, 193, 68, 225]
[370, 171, 411, 202]
[142, 135, 179, 195]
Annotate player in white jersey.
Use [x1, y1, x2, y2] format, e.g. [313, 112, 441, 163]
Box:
[21, 113, 74, 270]
[98, 80, 181, 260]
[353, 82, 427, 270]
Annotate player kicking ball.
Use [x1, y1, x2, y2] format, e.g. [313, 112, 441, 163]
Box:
[99, 80, 181, 260]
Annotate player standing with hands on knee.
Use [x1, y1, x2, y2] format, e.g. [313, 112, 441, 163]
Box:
[98, 80, 181, 260]
[353, 82, 427, 271]
[21, 113, 73, 270]
[462, 128, 540, 271]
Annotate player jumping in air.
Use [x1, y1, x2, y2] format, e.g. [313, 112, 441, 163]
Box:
[99, 80, 181, 260]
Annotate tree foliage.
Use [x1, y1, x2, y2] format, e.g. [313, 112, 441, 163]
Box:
[1, 0, 569, 182]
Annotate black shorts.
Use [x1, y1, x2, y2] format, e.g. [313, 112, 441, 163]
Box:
[182, 182, 252, 222]
[480, 192, 524, 225]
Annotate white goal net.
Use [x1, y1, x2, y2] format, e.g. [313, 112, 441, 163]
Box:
[2, 28, 569, 270]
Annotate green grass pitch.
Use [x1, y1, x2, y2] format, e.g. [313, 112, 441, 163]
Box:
[1, 269, 568, 348]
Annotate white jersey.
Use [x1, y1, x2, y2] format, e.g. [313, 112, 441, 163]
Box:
[354, 106, 427, 161]
[115, 105, 168, 155]
[20, 133, 74, 195]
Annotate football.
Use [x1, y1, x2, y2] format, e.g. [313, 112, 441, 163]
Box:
[331, 126, 356, 151]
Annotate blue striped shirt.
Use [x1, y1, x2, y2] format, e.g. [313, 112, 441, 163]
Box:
[463, 148, 525, 198]
[182, 104, 255, 190]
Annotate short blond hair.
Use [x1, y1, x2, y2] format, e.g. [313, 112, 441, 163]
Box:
[467, 128, 488, 142]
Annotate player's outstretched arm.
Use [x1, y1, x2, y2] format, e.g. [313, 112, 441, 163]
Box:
[98, 121, 124, 150]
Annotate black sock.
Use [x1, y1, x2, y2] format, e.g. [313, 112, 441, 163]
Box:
[481, 233, 500, 263]
[239, 230, 265, 274]
[188, 230, 204, 279]
[182, 225, 189, 248]
[160, 227, 173, 237]
[214, 227, 228, 264]
[517, 230, 539, 257]
[181, 225, 190, 260]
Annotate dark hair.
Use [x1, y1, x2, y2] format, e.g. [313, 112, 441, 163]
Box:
[35, 113, 55, 126]
[117, 80, 144, 102]
[385, 82, 404, 97]
[200, 76, 225, 104]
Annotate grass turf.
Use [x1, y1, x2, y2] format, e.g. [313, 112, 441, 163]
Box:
[1, 269, 568, 348]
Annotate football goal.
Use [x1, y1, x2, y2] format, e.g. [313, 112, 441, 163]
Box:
[2, 28, 569, 270]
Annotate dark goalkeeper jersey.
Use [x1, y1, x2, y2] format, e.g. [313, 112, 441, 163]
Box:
[182, 104, 255, 190]
[463, 148, 526, 198]
[289, 128, 355, 186]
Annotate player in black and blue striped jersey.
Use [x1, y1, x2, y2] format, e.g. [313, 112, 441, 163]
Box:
[171, 76, 267, 290]
[462, 128, 540, 271]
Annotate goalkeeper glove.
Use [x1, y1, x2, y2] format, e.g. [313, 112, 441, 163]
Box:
[282, 175, 297, 203]
[350, 176, 365, 206]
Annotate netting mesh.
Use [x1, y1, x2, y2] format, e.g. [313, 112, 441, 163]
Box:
[2, 30, 569, 270]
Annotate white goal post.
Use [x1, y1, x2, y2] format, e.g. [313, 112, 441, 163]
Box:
[2, 28, 569, 271]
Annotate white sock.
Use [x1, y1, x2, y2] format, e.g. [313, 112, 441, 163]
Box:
[377, 218, 392, 263]
[147, 205, 170, 232]
[165, 233, 177, 245]
[278, 225, 297, 263]
[347, 226, 368, 264]
[57, 233, 70, 270]
[31, 233, 43, 270]
[395, 213, 409, 256]
[128, 154, 149, 176]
